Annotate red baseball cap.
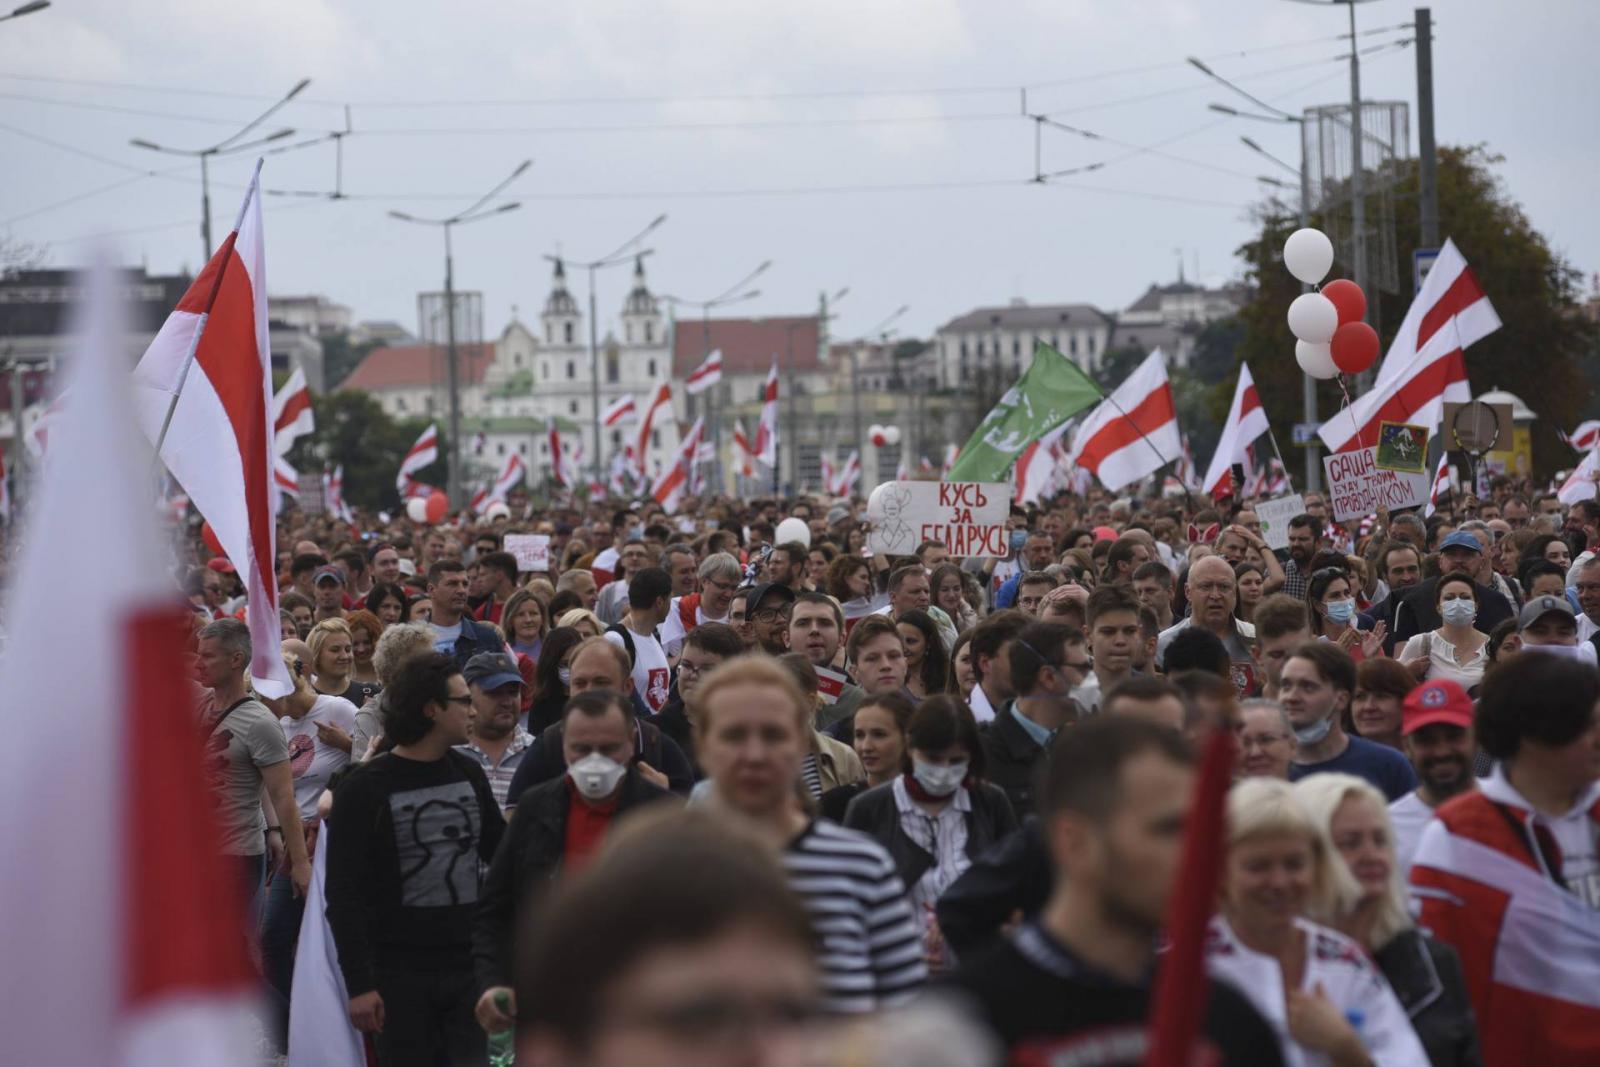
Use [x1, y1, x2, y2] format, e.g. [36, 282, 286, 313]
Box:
[1092, 525, 1119, 543]
[1401, 679, 1473, 736]
[205, 557, 236, 576]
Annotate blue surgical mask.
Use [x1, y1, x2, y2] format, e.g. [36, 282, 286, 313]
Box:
[1009, 529, 1028, 552]
[1325, 599, 1355, 624]
[1293, 713, 1334, 745]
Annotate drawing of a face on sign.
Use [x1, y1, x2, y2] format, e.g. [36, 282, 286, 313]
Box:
[868, 482, 916, 555]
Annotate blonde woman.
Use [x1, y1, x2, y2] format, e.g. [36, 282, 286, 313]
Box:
[307, 618, 378, 708]
[1295, 775, 1480, 1067]
[557, 607, 604, 640]
[1207, 777, 1428, 1067]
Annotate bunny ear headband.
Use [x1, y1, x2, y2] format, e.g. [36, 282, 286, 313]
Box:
[1187, 522, 1221, 546]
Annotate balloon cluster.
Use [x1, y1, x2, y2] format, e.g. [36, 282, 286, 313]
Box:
[868, 425, 901, 447]
[1283, 228, 1379, 379]
[405, 491, 450, 524]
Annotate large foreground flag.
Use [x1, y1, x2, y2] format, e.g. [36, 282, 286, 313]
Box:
[131, 163, 290, 697]
[1068, 349, 1181, 492]
[271, 365, 313, 455]
[684, 349, 724, 395]
[396, 423, 439, 495]
[1, 256, 256, 1064]
[1319, 238, 1501, 453]
[652, 417, 704, 512]
[1202, 363, 1270, 498]
[754, 358, 779, 466]
[948, 342, 1102, 482]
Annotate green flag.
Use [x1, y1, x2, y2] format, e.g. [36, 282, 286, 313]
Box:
[947, 342, 1103, 482]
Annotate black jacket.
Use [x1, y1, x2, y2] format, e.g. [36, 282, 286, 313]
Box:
[935, 818, 1053, 959]
[1374, 928, 1482, 1067]
[503, 717, 695, 805]
[471, 769, 675, 993]
[1388, 576, 1514, 647]
[841, 779, 1018, 892]
[524, 689, 568, 736]
[981, 703, 1049, 820]
[653, 685, 696, 772]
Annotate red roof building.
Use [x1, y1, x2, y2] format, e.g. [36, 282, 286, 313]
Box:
[338, 342, 496, 392]
[671, 316, 821, 378]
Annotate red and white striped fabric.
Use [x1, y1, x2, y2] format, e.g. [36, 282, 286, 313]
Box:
[941, 443, 960, 478]
[830, 450, 861, 497]
[399, 476, 439, 500]
[324, 465, 353, 522]
[635, 382, 673, 475]
[1175, 433, 1200, 491]
[1015, 417, 1075, 506]
[1425, 454, 1453, 517]
[1069, 349, 1182, 493]
[273, 454, 299, 506]
[684, 349, 724, 395]
[602, 393, 636, 427]
[1202, 363, 1270, 498]
[0, 444, 9, 523]
[691, 438, 715, 496]
[1, 258, 257, 1065]
[607, 449, 631, 497]
[754, 359, 779, 466]
[131, 165, 290, 696]
[1558, 447, 1600, 506]
[397, 423, 439, 496]
[820, 452, 837, 496]
[652, 416, 704, 513]
[474, 450, 527, 511]
[1319, 238, 1501, 453]
[1245, 454, 1289, 498]
[271, 364, 313, 455]
[1565, 420, 1600, 454]
[548, 418, 570, 488]
[918, 455, 935, 475]
[732, 419, 757, 478]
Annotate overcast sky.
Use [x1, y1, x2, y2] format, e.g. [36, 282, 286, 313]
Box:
[2, 0, 1595, 348]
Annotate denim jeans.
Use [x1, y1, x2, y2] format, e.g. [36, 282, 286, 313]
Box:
[259, 864, 304, 1049]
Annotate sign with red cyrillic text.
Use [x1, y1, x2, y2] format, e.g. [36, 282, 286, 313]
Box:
[1323, 447, 1430, 521]
[866, 480, 1009, 558]
[503, 534, 551, 574]
[815, 664, 850, 705]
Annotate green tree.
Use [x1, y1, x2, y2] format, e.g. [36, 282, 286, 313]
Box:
[286, 391, 448, 510]
[1227, 145, 1596, 479]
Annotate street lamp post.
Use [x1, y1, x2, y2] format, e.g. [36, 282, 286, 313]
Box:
[130, 78, 311, 263]
[545, 214, 668, 486]
[390, 159, 532, 508]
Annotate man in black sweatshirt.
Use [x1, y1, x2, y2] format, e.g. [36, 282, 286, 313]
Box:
[325, 652, 506, 1066]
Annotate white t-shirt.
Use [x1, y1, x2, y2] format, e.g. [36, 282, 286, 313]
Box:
[1388, 790, 1436, 876]
[280, 694, 358, 820]
[658, 596, 729, 657]
[1486, 766, 1600, 911]
[430, 619, 462, 654]
[604, 625, 672, 713]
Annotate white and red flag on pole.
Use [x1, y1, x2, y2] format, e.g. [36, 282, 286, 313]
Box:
[602, 393, 636, 427]
[732, 419, 757, 478]
[652, 417, 704, 513]
[754, 358, 779, 466]
[548, 417, 579, 488]
[1425, 454, 1453, 517]
[324, 464, 353, 522]
[1174, 433, 1200, 491]
[1068, 349, 1181, 493]
[474, 451, 527, 512]
[1565, 420, 1600, 454]
[396, 422, 439, 496]
[1558, 447, 1600, 506]
[273, 454, 299, 507]
[1015, 417, 1076, 506]
[635, 382, 673, 474]
[684, 349, 724, 395]
[941, 443, 960, 478]
[271, 364, 313, 455]
[1202, 363, 1271, 499]
[2, 256, 258, 1064]
[830, 450, 861, 497]
[692, 438, 716, 496]
[1319, 238, 1501, 454]
[131, 162, 290, 696]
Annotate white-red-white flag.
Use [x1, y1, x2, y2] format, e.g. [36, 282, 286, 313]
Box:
[1558, 447, 1600, 507]
[1202, 363, 1271, 498]
[271, 364, 313, 456]
[896, 459, 910, 481]
[918, 455, 935, 475]
[941, 443, 960, 479]
[2, 256, 257, 1065]
[273, 454, 299, 507]
[324, 464, 353, 523]
[692, 438, 716, 496]
[548, 417, 580, 488]
[1175, 433, 1200, 491]
[732, 419, 757, 478]
[1320, 238, 1500, 453]
[1566, 420, 1600, 454]
[1069, 349, 1182, 493]
[1425, 454, 1453, 517]
[830, 450, 861, 497]
[652, 417, 704, 513]
[636, 382, 673, 474]
[1015, 417, 1076, 506]
[754, 358, 779, 466]
[602, 393, 636, 427]
[475, 450, 527, 511]
[131, 164, 290, 696]
[684, 349, 724, 395]
[396, 423, 439, 496]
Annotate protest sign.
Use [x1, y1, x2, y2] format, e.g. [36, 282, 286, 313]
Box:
[503, 533, 551, 573]
[1254, 494, 1305, 550]
[816, 664, 850, 705]
[1375, 422, 1429, 473]
[865, 480, 1009, 558]
[1323, 447, 1430, 521]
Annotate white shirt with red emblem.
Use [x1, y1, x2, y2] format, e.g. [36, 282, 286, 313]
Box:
[280, 694, 358, 820]
[605, 625, 672, 714]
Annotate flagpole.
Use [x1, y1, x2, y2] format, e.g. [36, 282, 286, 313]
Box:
[152, 159, 263, 459]
[1263, 424, 1297, 496]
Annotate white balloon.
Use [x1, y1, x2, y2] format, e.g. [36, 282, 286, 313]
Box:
[1287, 293, 1339, 344]
[774, 516, 811, 548]
[1295, 340, 1339, 380]
[867, 423, 884, 439]
[1283, 227, 1335, 284]
[883, 426, 901, 446]
[405, 497, 429, 523]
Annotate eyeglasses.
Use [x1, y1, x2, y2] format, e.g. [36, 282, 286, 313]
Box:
[704, 576, 738, 594]
[445, 695, 473, 707]
[677, 659, 716, 677]
[753, 608, 789, 624]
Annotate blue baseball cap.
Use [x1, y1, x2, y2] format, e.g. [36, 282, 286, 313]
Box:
[463, 652, 524, 691]
[1438, 531, 1483, 554]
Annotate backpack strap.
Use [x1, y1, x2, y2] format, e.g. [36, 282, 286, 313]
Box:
[606, 622, 637, 666]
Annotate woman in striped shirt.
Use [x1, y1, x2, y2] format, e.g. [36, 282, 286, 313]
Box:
[691, 656, 927, 1013]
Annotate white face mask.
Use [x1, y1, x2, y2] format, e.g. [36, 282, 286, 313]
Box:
[567, 752, 627, 800]
[912, 759, 968, 797]
[1292, 713, 1334, 745]
[1440, 600, 1477, 627]
[558, 666, 572, 687]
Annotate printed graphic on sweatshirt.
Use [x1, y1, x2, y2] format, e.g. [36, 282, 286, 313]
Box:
[389, 781, 482, 907]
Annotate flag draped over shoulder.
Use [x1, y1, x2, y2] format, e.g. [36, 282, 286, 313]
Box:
[947, 342, 1102, 482]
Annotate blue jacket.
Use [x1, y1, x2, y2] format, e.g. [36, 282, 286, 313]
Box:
[444, 615, 504, 669]
[995, 571, 1022, 609]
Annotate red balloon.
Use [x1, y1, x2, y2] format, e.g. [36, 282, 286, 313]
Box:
[1330, 321, 1380, 375]
[425, 490, 449, 525]
[1321, 279, 1366, 325]
[200, 520, 225, 557]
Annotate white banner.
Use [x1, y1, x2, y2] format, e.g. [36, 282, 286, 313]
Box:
[1323, 448, 1430, 521]
[503, 533, 551, 574]
[1254, 493, 1304, 550]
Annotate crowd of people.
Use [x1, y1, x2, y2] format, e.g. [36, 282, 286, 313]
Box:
[182, 480, 1600, 1065]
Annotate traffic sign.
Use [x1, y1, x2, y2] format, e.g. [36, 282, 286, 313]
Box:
[1292, 422, 1320, 446]
[1413, 248, 1440, 294]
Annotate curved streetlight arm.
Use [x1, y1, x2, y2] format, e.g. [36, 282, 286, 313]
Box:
[1187, 56, 1297, 122]
[594, 213, 668, 266]
[1240, 136, 1301, 178]
[708, 259, 772, 305]
[1, 1, 50, 22]
[213, 77, 311, 152]
[451, 158, 533, 224]
[214, 128, 296, 156]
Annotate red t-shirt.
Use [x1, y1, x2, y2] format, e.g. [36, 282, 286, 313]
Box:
[562, 778, 619, 869]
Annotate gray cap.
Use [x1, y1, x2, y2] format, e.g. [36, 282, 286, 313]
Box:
[1517, 594, 1575, 632]
[463, 651, 524, 690]
[826, 505, 851, 526]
